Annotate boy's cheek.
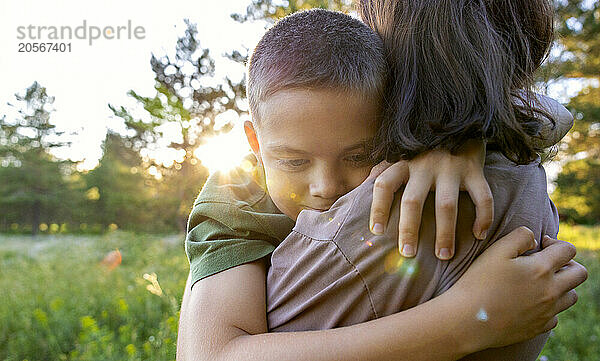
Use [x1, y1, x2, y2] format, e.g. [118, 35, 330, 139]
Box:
[269, 190, 304, 221]
[263, 168, 305, 218]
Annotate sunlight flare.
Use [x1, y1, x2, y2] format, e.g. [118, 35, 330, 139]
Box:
[194, 126, 251, 173]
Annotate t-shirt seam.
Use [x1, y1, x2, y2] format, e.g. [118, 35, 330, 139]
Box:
[297, 184, 379, 318]
[248, 187, 269, 208]
[331, 184, 364, 239]
[288, 229, 380, 319]
[331, 184, 380, 318]
[291, 182, 368, 241]
[296, 183, 379, 318]
[291, 228, 332, 241]
[331, 239, 380, 319]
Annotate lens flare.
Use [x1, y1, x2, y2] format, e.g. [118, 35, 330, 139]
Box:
[476, 308, 488, 322]
[194, 126, 251, 173]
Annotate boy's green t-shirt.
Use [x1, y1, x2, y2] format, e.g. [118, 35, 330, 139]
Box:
[185, 158, 295, 289]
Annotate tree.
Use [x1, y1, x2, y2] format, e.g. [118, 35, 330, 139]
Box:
[82, 132, 158, 231]
[545, 0, 600, 223]
[0, 82, 75, 235]
[553, 158, 600, 223]
[231, 0, 353, 23]
[110, 19, 244, 230]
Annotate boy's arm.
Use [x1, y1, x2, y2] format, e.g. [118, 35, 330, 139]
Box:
[177, 230, 586, 361]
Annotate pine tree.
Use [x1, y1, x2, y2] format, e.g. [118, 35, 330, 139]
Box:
[0, 82, 74, 235]
[109, 20, 242, 230]
[82, 132, 157, 231]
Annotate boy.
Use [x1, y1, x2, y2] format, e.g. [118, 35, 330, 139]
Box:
[184, 8, 387, 287]
[178, 8, 583, 361]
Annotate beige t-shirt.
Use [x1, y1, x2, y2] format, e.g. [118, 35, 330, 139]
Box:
[267, 152, 559, 360]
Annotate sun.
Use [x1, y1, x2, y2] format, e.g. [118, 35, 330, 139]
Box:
[194, 125, 251, 174]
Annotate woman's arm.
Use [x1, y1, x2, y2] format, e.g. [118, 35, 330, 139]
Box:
[369, 139, 491, 260]
[178, 259, 471, 361]
[177, 228, 587, 361]
[369, 95, 574, 261]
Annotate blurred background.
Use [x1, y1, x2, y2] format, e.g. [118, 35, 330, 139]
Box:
[0, 0, 598, 360]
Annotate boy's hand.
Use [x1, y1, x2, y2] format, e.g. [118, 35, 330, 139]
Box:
[368, 139, 493, 259]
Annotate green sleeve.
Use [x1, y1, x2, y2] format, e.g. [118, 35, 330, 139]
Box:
[184, 162, 295, 289]
[185, 198, 293, 289]
[185, 216, 275, 289]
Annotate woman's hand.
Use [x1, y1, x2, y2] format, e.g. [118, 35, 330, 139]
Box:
[449, 228, 588, 352]
[369, 139, 493, 259]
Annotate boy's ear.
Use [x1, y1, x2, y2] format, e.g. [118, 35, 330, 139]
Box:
[244, 121, 261, 157]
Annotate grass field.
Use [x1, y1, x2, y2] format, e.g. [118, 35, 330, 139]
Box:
[0, 225, 598, 360]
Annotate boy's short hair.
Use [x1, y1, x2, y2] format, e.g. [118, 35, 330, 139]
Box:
[247, 9, 386, 124]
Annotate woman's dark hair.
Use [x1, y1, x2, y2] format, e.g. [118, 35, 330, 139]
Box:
[358, 0, 555, 164]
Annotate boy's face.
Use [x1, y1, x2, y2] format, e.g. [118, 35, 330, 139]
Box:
[245, 88, 379, 220]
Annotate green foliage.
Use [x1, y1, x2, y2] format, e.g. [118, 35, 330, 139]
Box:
[0, 229, 598, 360]
[0, 232, 186, 360]
[109, 19, 244, 230]
[553, 0, 600, 79]
[558, 223, 600, 250]
[81, 132, 166, 231]
[0, 82, 81, 235]
[231, 0, 354, 22]
[552, 159, 600, 224]
[541, 0, 600, 224]
[562, 86, 600, 158]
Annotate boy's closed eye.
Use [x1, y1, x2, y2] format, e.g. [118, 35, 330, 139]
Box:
[275, 153, 371, 170]
[276, 158, 310, 170]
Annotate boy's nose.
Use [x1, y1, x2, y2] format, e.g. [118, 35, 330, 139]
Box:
[309, 172, 347, 201]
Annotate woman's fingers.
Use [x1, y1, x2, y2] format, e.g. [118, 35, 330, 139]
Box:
[369, 161, 408, 235]
[367, 160, 394, 181]
[554, 260, 588, 295]
[541, 234, 559, 247]
[434, 175, 460, 260]
[463, 171, 493, 240]
[398, 172, 433, 257]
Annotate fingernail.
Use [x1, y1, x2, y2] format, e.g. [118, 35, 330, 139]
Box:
[438, 248, 452, 260]
[372, 223, 384, 235]
[401, 244, 415, 257]
[478, 229, 488, 240]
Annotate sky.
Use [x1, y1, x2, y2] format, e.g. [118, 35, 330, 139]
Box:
[0, 0, 595, 175]
[0, 0, 265, 169]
